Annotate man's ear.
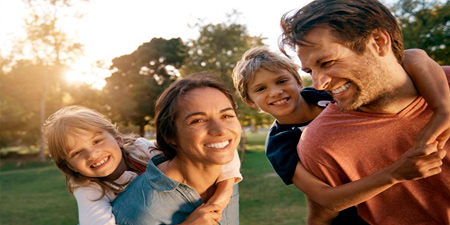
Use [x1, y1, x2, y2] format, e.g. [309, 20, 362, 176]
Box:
[243, 98, 258, 109]
[371, 29, 391, 57]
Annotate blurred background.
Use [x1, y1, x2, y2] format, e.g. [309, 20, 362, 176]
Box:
[0, 0, 448, 224]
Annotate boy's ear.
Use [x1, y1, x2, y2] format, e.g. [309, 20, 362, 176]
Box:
[371, 29, 391, 57]
[243, 98, 258, 109]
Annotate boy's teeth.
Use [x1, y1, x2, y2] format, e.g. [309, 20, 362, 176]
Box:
[206, 140, 229, 149]
[273, 99, 287, 105]
[92, 157, 108, 168]
[331, 83, 351, 94]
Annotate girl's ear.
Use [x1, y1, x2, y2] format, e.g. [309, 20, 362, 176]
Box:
[243, 98, 258, 109]
[116, 136, 124, 147]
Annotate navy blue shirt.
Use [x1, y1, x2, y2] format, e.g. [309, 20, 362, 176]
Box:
[264, 87, 368, 225]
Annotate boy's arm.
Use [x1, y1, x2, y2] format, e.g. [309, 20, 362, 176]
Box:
[403, 49, 450, 149]
[294, 143, 445, 211]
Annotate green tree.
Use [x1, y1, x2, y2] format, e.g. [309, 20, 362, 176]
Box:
[1, 0, 85, 160]
[181, 10, 272, 131]
[391, 0, 450, 64]
[104, 38, 186, 137]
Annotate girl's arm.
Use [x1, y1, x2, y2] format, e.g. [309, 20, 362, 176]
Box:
[294, 142, 445, 212]
[403, 49, 450, 149]
[205, 150, 241, 219]
[73, 186, 116, 225]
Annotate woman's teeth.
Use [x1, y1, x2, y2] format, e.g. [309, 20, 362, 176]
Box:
[206, 140, 229, 148]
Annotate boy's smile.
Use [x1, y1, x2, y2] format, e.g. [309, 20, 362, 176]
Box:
[246, 69, 304, 123]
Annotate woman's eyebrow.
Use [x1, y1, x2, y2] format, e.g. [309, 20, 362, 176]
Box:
[184, 107, 234, 121]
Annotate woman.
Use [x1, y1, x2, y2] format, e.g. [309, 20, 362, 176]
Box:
[112, 73, 241, 225]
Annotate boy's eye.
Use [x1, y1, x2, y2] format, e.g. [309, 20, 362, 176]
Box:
[277, 79, 288, 84]
[70, 150, 82, 158]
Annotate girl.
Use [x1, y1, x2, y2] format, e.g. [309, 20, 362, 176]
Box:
[43, 105, 242, 225]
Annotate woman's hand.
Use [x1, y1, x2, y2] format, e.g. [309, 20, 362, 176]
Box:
[388, 142, 446, 184]
[179, 203, 222, 225]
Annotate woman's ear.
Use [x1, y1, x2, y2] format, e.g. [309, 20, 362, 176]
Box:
[371, 29, 391, 57]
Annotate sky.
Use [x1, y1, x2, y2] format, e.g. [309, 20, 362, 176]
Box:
[0, 0, 394, 89]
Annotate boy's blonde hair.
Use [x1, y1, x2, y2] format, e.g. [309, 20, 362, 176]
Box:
[43, 105, 138, 197]
[232, 46, 303, 103]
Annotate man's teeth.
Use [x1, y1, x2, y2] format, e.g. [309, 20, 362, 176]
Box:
[272, 99, 288, 105]
[92, 157, 108, 168]
[331, 83, 351, 94]
[206, 140, 229, 149]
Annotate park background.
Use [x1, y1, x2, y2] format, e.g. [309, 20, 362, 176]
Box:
[0, 0, 449, 224]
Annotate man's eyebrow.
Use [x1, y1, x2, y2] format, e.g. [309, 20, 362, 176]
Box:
[184, 107, 235, 120]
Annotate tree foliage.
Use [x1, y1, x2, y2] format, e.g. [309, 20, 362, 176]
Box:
[104, 38, 186, 136]
[391, 0, 450, 64]
[181, 10, 272, 130]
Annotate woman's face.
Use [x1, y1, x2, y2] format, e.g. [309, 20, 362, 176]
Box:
[172, 87, 241, 166]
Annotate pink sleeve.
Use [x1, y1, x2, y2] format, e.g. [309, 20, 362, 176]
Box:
[217, 150, 243, 184]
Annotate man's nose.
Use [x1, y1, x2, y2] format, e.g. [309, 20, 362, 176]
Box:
[312, 70, 331, 90]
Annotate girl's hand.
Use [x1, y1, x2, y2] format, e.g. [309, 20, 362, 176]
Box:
[415, 107, 450, 150]
[389, 142, 446, 184]
[179, 203, 222, 225]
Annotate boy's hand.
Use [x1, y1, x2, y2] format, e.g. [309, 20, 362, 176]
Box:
[389, 142, 446, 184]
[415, 108, 450, 149]
[179, 203, 221, 225]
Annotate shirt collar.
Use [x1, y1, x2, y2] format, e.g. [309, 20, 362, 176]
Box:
[144, 154, 180, 192]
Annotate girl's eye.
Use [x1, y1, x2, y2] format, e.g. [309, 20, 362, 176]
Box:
[254, 87, 265, 92]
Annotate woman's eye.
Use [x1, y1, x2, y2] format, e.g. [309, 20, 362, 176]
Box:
[223, 114, 236, 119]
[190, 119, 205, 124]
[93, 139, 104, 145]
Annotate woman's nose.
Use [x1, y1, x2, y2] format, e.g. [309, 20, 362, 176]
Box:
[208, 119, 226, 136]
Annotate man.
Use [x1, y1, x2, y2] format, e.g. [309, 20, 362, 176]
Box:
[279, 0, 450, 224]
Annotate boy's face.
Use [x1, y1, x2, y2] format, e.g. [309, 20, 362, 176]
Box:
[65, 129, 124, 179]
[245, 68, 302, 122]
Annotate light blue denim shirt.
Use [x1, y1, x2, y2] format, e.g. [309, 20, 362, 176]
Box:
[112, 154, 239, 225]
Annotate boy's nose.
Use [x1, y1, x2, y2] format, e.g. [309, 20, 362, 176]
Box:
[269, 88, 283, 97]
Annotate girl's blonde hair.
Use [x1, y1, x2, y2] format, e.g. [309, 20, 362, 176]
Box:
[42, 105, 139, 198]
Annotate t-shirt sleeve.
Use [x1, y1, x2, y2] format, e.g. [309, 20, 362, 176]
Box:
[73, 185, 117, 225]
[266, 125, 302, 185]
[217, 150, 243, 184]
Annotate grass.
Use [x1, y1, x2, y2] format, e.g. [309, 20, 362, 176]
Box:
[0, 132, 307, 225]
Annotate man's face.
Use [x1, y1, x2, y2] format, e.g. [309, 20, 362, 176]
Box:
[296, 27, 394, 112]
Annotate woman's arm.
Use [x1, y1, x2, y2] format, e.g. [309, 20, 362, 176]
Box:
[403, 49, 450, 149]
[293, 142, 445, 211]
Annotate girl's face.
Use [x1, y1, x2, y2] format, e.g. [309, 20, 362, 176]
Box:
[65, 129, 124, 179]
[173, 87, 241, 166]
